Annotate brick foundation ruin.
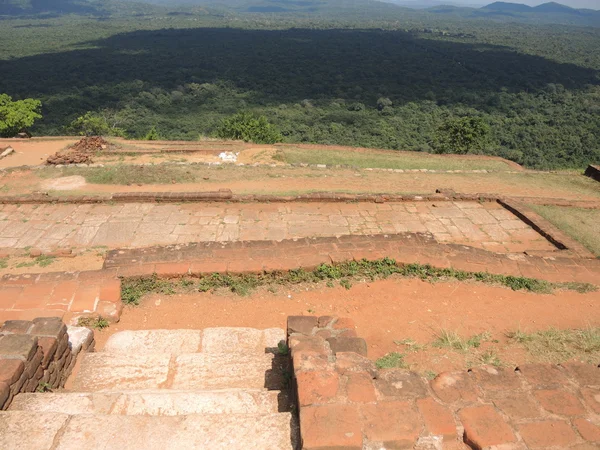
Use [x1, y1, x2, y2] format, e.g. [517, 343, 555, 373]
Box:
[0, 317, 94, 409]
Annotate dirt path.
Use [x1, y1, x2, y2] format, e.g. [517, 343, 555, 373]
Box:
[0, 138, 76, 168]
[94, 277, 600, 374]
[2, 167, 598, 200]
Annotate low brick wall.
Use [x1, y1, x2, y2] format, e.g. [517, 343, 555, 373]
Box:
[287, 315, 600, 449]
[0, 317, 94, 409]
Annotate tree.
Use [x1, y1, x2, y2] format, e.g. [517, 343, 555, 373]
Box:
[216, 112, 282, 144]
[433, 116, 490, 155]
[0, 94, 42, 137]
[145, 126, 159, 140]
[67, 111, 126, 137]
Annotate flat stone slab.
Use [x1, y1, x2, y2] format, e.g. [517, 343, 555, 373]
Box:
[201, 327, 285, 354]
[53, 413, 292, 450]
[172, 353, 277, 390]
[103, 329, 202, 354]
[72, 353, 171, 391]
[0, 411, 69, 450]
[10, 390, 280, 415]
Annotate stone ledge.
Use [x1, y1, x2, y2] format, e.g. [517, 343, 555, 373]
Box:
[0, 317, 94, 410]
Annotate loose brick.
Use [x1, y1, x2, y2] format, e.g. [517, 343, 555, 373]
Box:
[346, 372, 377, 403]
[518, 421, 578, 448]
[470, 366, 522, 392]
[296, 370, 339, 406]
[0, 335, 38, 361]
[335, 352, 377, 377]
[573, 418, 600, 442]
[332, 317, 356, 331]
[300, 404, 362, 450]
[517, 363, 569, 388]
[314, 330, 332, 339]
[581, 387, 600, 414]
[0, 320, 32, 335]
[417, 397, 457, 439]
[326, 337, 367, 356]
[30, 317, 67, 340]
[534, 389, 586, 416]
[287, 316, 318, 336]
[562, 362, 600, 387]
[289, 336, 329, 357]
[375, 370, 428, 400]
[293, 352, 332, 373]
[37, 337, 57, 369]
[458, 405, 516, 449]
[431, 371, 478, 403]
[317, 316, 335, 328]
[0, 381, 8, 408]
[0, 359, 24, 384]
[361, 400, 421, 447]
[489, 391, 542, 420]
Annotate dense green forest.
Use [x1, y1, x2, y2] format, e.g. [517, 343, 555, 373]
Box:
[0, 0, 599, 169]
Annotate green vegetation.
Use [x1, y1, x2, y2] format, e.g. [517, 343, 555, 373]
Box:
[528, 205, 600, 257]
[77, 316, 110, 330]
[15, 255, 55, 269]
[433, 330, 491, 352]
[274, 147, 512, 171]
[433, 116, 489, 155]
[507, 327, 600, 363]
[375, 352, 408, 369]
[46, 164, 198, 185]
[216, 112, 282, 144]
[119, 258, 596, 305]
[67, 111, 126, 137]
[0, 93, 42, 137]
[0, 8, 599, 169]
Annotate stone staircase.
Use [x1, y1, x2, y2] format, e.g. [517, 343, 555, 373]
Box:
[1, 328, 296, 449]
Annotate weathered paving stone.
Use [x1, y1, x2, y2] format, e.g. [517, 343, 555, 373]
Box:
[562, 362, 600, 387]
[345, 372, 377, 403]
[517, 363, 570, 388]
[73, 353, 171, 391]
[0, 359, 24, 384]
[66, 326, 94, 354]
[0, 411, 70, 450]
[53, 412, 292, 450]
[0, 320, 33, 334]
[488, 390, 542, 420]
[430, 371, 478, 403]
[103, 330, 202, 355]
[30, 317, 67, 339]
[361, 400, 421, 447]
[374, 369, 428, 400]
[459, 405, 516, 449]
[172, 353, 276, 390]
[518, 420, 578, 448]
[416, 397, 457, 439]
[534, 389, 586, 416]
[469, 365, 522, 391]
[296, 370, 340, 406]
[201, 327, 284, 354]
[581, 387, 600, 414]
[300, 404, 362, 450]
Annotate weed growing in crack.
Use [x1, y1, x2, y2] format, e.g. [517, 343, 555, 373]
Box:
[119, 258, 596, 303]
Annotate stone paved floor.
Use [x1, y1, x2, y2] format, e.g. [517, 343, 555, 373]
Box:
[0, 201, 554, 253]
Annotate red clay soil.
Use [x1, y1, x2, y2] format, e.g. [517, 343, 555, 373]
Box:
[94, 278, 600, 373]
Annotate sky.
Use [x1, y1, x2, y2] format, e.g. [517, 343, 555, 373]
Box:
[519, 0, 600, 8]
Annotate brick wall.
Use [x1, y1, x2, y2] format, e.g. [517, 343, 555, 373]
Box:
[287, 316, 600, 450]
[0, 317, 94, 410]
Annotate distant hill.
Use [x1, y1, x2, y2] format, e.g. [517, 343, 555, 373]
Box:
[482, 1, 532, 12]
[428, 1, 600, 26]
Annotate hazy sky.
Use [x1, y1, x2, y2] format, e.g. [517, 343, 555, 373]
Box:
[515, 0, 599, 8]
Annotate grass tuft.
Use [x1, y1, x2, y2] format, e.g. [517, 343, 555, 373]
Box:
[77, 316, 110, 330]
[376, 352, 408, 369]
[507, 327, 600, 363]
[433, 329, 491, 352]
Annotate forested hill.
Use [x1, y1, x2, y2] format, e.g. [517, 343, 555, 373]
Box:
[1, 1, 599, 169]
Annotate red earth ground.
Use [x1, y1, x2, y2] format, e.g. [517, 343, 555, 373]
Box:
[92, 277, 600, 374]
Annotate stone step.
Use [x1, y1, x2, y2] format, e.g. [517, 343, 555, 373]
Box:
[9, 389, 283, 415]
[72, 352, 287, 392]
[0, 411, 293, 450]
[103, 328, 285, 355]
